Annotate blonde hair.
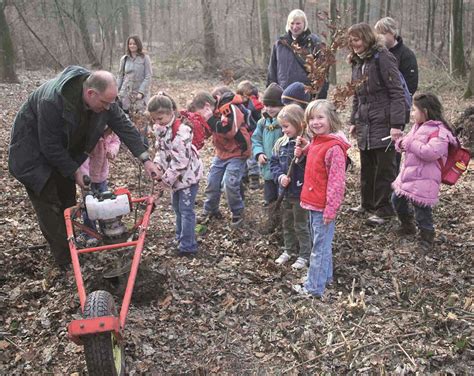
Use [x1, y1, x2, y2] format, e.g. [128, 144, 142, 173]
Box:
[286, 9, 308, 33]
[304, 100, 342, 137]
[374, 17, 398, 37]
[277, 104, 305, 135]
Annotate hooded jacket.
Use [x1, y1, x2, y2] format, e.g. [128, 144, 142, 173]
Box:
[349, 45, 407, 150]
[392, 120, 457, 207]
[8, 65, 148, 194]
[251, 115, 283, 180]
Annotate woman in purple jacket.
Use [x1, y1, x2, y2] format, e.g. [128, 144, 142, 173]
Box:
[391, 93, 457, 250]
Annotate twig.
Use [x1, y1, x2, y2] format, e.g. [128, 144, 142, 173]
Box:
[5, 337, 25, 353]
[397, 342, 417, 369]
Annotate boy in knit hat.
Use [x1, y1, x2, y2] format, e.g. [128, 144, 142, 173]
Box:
[251, 83, 284, 206]
[281, 82, 311, 109]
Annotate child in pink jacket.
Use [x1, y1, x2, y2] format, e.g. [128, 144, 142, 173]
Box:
[391, 93, 457, 250]
[78, 128, 121, 246]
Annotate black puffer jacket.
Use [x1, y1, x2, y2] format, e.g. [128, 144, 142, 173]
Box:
[350, 46, 406, 150]
[389, 36, 418, 95]
[8, 65, 148, 194]
[267, 29, 329, 98]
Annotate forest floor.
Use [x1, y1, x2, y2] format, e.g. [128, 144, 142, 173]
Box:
[0, 67, 473, 375]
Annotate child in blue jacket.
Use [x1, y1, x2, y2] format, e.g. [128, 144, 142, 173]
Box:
[270, 104, 311, 269]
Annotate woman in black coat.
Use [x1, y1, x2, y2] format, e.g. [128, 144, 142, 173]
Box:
[348, 23, 406, 225]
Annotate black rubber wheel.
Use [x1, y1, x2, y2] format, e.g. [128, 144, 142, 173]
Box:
[82, 290, 125, 376]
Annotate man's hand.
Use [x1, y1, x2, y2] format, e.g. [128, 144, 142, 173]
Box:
[143, 160, 161, 180]
[258, 154, 268, 165]
[74, 169, 86, 189]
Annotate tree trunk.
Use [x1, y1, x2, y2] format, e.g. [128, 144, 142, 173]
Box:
[358, 0, 365, 23]
[72, 0, 101, 68]
[464, 54, 474, 98]
[379, 0, 385, 18]
[138, 0, 147, 41]
[259, 0, 271, 67]
[299, 0, 306, 10]
[425, 0, 431, 53]
[351, 0, 358, 24]
[0, 0, 18, 82]
[430, 0, 436, 53]
[121, 0, 129, 49]
[328, 0, 337, 85]
[386, 0, 391, 16]
[450, 0, 466, 77]
[201, 0, 218, 73]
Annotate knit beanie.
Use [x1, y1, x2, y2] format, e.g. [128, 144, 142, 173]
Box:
[281, 82, 311, 106]
[262, 83, 283, 107]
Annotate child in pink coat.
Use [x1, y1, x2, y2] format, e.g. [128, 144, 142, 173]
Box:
[391, 93, 457, 250]
[78, 127, 121, 246]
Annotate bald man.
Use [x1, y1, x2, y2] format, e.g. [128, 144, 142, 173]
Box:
[8, 65, 159, 268]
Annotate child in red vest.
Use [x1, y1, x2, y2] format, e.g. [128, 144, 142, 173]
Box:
[148, 94, 203, 256]
[293, 100, 350, 298]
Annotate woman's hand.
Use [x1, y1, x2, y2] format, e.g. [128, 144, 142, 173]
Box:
[258, 154, 268, 165]
[280, 175, 291, 188]
[349, 125, 357, 138]
[390, 127, 403, 141]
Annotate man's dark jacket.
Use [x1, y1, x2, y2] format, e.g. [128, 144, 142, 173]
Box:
[8, 66, 147, 194]
[389, 36, 418, 95]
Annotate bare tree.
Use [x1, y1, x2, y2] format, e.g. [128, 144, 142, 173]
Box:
[120, 0, 129, 48]
[328, 0, 337, 85]
[450, 0, 466, 77]
[0, 0, 18, 82]
[464, 54, 474, 98]
[259, 0, 271, 66]
[201, 0, 218, 73]
[358, 0, 365, 23]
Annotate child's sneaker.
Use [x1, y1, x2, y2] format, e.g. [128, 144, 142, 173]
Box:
[291, 257, 308, 270]
[275, 251, 291, 265]
[230, 215, 243, 228]
[292, 284, 311, 296]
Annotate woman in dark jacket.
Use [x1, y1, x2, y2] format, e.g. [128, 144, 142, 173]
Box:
[267, 9, 329, 99]
[348, 23, 406, 225]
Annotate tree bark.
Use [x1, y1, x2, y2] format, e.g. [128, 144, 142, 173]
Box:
[450, 0, 466, 77]
[121, 0, 129, 49]
[138, 0, 147, 42]
[328, 0, 337, 85]
[259, 0, 271, 67]
[464, 54, 474, 98]
[358, 0, 365, 23]
[72, 0, 101, 68]
[201, 0, 218, 73]
[0, 0, 18, 82]
[379, 0, 385, 18]
[351, 0, 358, 24]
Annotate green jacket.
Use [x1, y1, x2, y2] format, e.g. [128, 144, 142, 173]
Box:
[251, 116, 283, 180]
[8, 65, 148, 194]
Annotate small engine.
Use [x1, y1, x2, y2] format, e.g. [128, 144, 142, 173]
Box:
[84, 188, 132, 243]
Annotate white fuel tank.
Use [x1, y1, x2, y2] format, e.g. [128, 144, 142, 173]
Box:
[85, 193, 131, 221]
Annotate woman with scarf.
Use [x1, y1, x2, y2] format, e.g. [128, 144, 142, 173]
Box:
[267, 9, 328, 99]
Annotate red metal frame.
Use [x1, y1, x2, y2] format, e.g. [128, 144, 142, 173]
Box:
[64, 193, 155, 344]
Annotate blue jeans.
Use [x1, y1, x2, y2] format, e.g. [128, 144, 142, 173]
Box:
[304, 211, 335, 297]
[391, 193, 434, 231]
[172, 184, 199, 253]
[263, 179, 279, 205]
[204, 157, 246, 216]
[247, 156, 260, 176]
[83, 181, 109, 231]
